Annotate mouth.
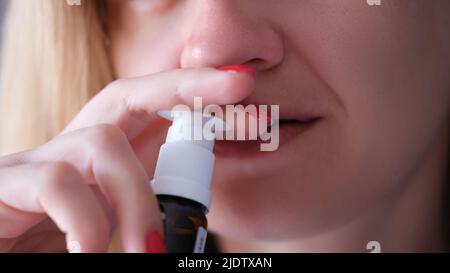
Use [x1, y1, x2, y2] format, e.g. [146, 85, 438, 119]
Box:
[213, 111, 321, 159]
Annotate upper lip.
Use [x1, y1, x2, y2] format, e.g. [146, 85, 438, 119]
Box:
[228, 101, 323, 123]
[211, 101, 322, 142]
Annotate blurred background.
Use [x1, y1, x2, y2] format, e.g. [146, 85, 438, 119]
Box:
[0, 0, 7, 50]
[0, 0, 6, 16]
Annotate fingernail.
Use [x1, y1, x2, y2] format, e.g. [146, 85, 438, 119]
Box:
[218, 65, 256, 76]
[146, 231, 166, 253]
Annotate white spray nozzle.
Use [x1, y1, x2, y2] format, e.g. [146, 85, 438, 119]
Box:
[151, 110, 229, 211]
[158, 110, 230, 151]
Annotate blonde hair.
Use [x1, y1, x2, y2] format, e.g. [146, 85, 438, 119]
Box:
[0, 0, 113, 155]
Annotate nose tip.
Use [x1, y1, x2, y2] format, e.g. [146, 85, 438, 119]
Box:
[181, 31, 283, 72]
[179, 3, 283, 72]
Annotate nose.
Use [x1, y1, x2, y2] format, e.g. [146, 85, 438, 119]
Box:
[180, 0, 284, 72]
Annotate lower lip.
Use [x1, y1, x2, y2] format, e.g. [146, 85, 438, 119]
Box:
[213, 119, 320, 159]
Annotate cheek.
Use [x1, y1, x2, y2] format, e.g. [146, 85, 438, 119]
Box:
[110, 33, 183, 78]
[286, 2, 449, 184]
[109, 7, 185, 78]
[209, 3, 450, 240]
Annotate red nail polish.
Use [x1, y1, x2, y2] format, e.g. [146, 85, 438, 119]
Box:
[218, 65, 256, 76]
[146, 231, 167, 253]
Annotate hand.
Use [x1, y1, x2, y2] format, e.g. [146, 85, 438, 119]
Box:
[0, 67, 255, 252]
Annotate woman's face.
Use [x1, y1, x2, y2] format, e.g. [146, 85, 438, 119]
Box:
[107, 0, 450, 241]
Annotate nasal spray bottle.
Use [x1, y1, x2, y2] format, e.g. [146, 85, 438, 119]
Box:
[151, 110, 228, 253]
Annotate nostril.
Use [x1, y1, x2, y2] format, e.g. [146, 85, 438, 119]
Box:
[244, 58, 266, 71]
[247, 58, 265, 65]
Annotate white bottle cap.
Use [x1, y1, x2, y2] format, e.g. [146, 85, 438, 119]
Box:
[151, 110, 228, 212]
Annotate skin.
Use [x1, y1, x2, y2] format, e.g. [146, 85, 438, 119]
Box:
[0, 0, 449, 252]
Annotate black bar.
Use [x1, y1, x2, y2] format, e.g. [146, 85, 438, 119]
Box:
[1, 253, 449, 272]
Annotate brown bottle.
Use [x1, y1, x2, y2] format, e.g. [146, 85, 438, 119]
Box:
[151, 111, 222, 253]
[157, 194, 208, 253]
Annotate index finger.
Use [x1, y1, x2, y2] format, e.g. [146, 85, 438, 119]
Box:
[63, 67, 255, 139]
